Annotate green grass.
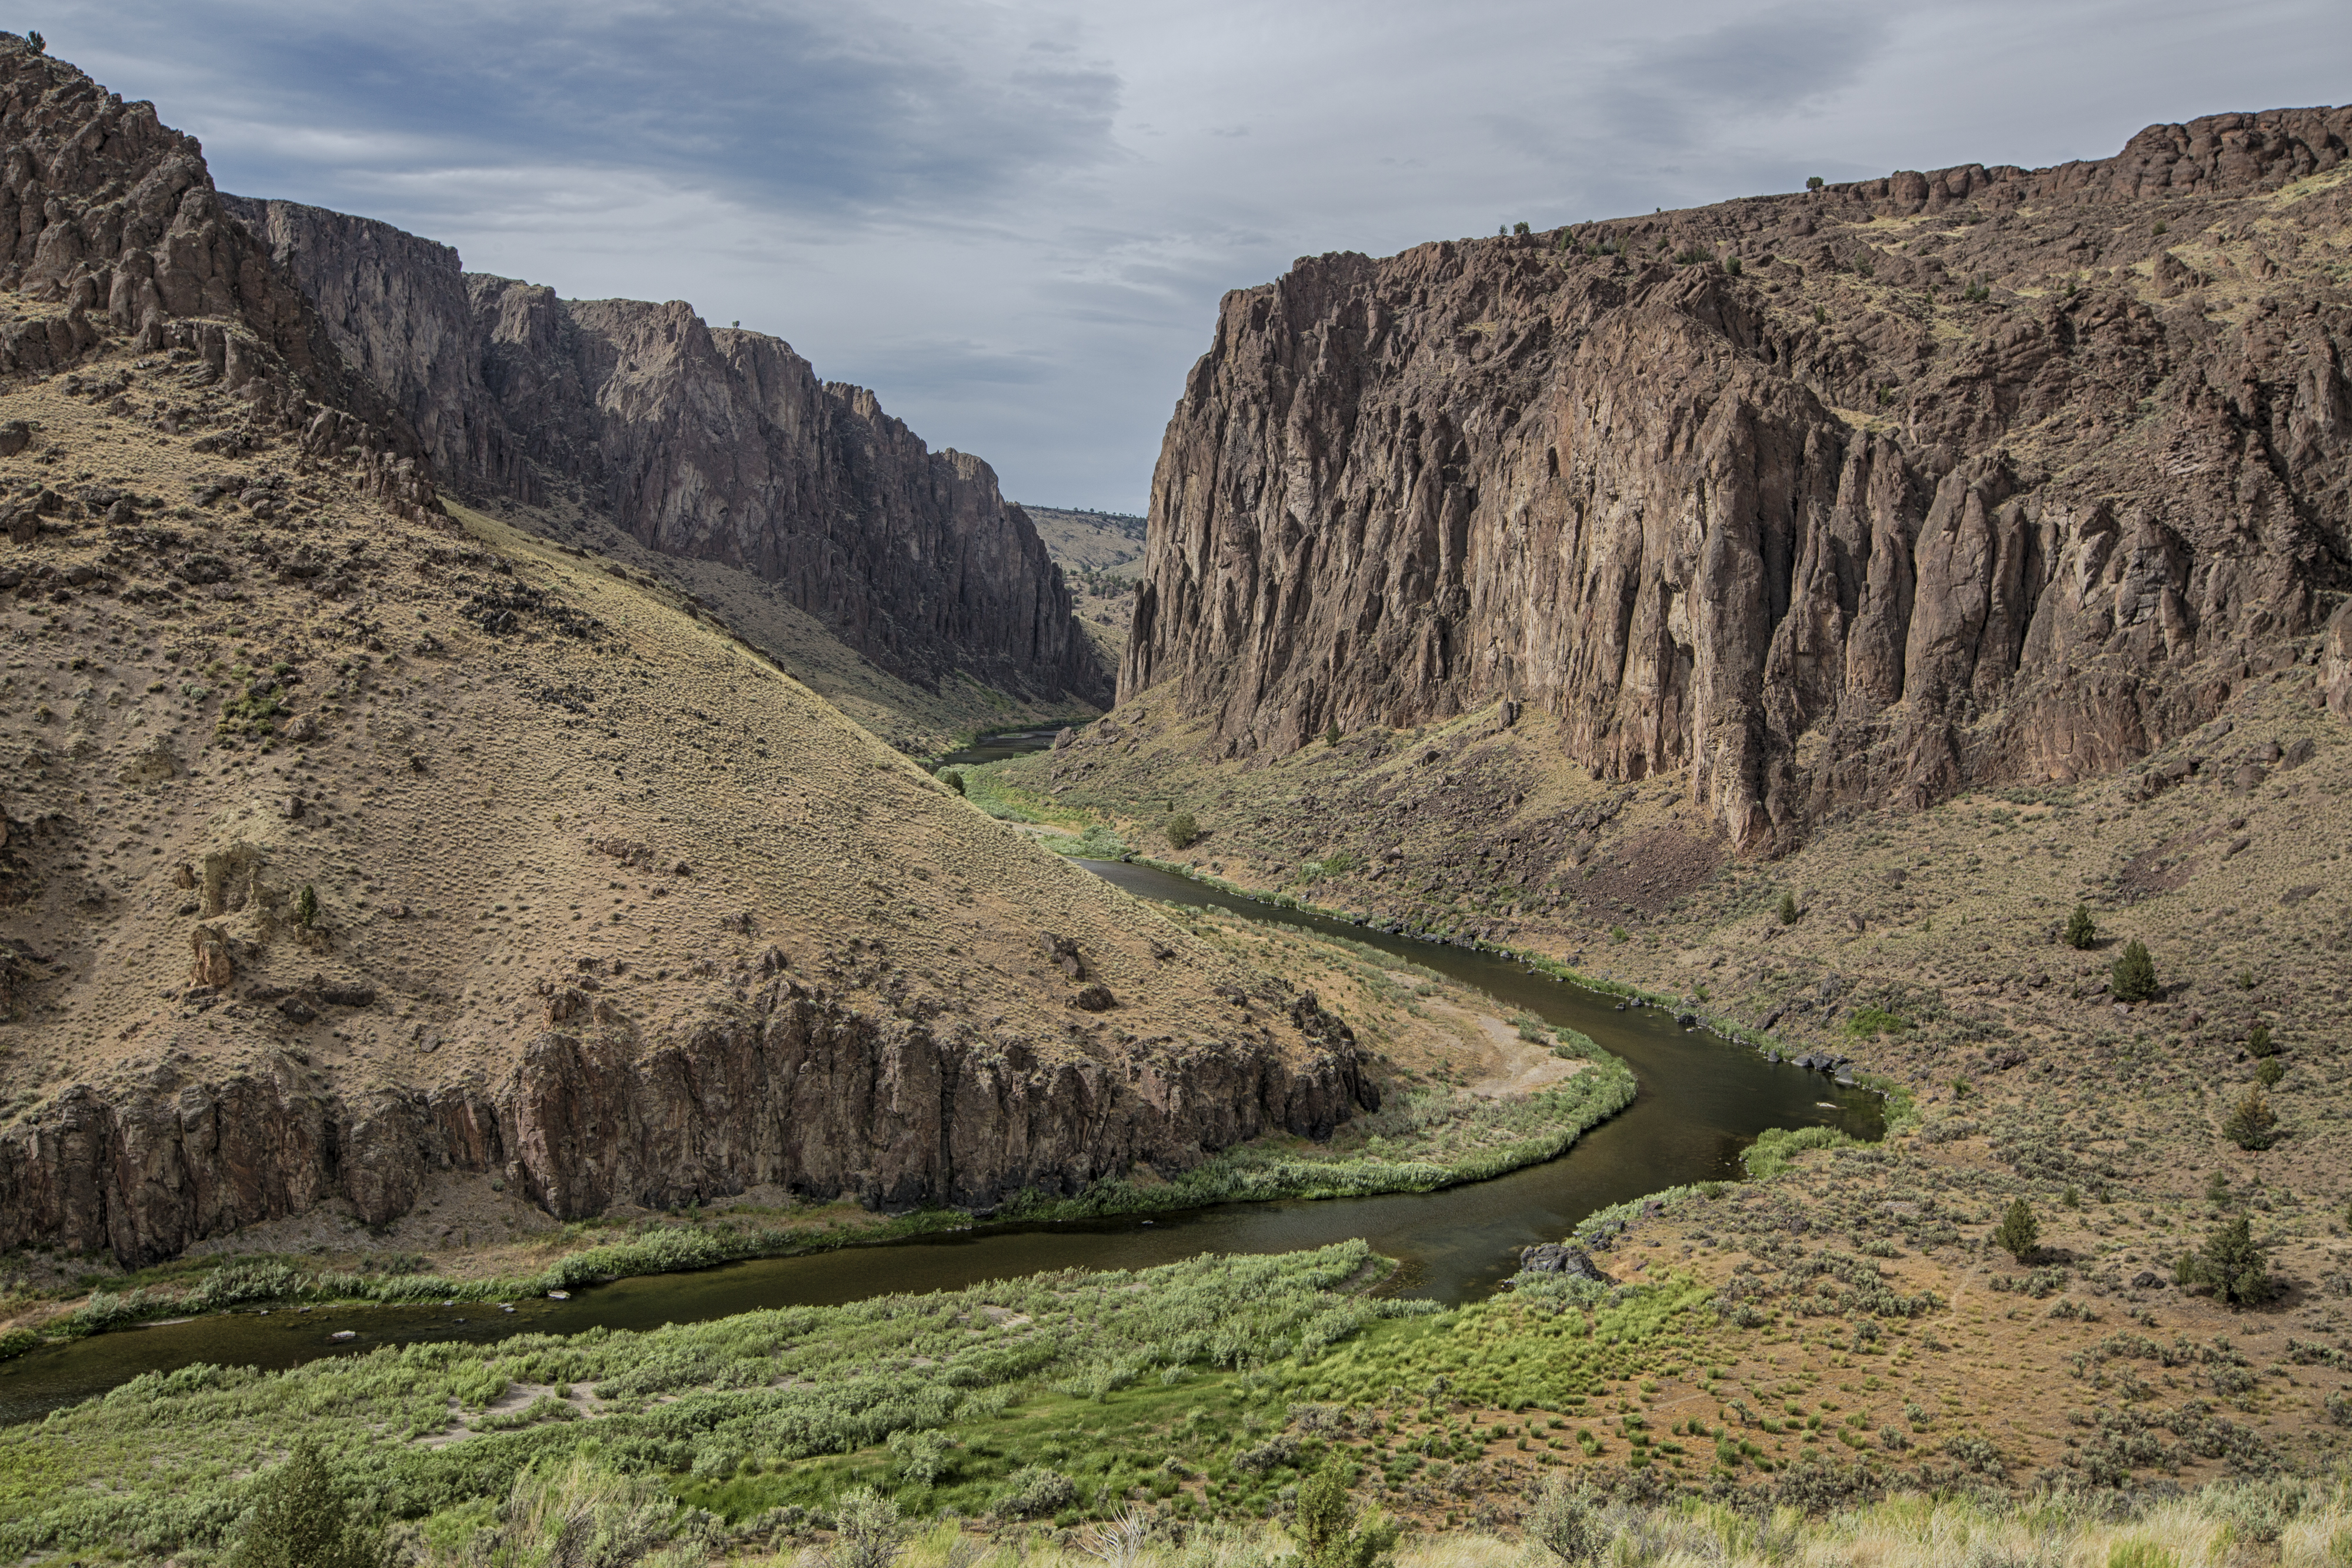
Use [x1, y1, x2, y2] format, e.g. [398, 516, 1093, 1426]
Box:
[1739, 1125, 1857, 1179]
[0, 1244, 1434, 1557]
[997, 1055, 1638, 1224]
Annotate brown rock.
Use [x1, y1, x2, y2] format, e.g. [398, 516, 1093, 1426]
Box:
[0, 974, 1374, 1264]
[1121, 109, 2352, 847]
[188, 925, 233, 989]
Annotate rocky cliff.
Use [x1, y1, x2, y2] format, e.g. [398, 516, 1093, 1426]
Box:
[1124, 108, 2352, 847]
[1, 971, 1369, 1265]
[225, 196, 1105, 706]
[0, 42, 436, 515]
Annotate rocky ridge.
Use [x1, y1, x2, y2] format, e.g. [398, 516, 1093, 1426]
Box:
[1124, 106, 2352, 848]
[225, 196, 1105, 707]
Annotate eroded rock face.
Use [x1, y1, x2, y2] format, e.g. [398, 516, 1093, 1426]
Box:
[1124, 107, 2352, 847]
[0, 976, 1375, 1265]
[0, 43, 437, 515]
[225, 196, 1105, 705]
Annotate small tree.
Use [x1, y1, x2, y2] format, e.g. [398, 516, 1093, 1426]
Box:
[1527, 1475, 1609, 1566]
[295, 885, 319, 929]
[225, 1441, 382, 1568]
[24, 30, 42, 55]
[2110, 939, 2158, 1002]
[1324, 720, 1341, 748]
[2064, 904, 2097, 950]
[2222, 1089, 2279, 1151]
[1806, 175, 1825, 191]
[2246, 1022, 2276, 1057]
[1294, 1464, 1398, 1568]
[1776, 890, 1800, 925]
[2255, 1058, 2284, 1088]
[936, 767, 965, 795]
[1994, 1197, 2039, 1262]
[1164, 811, 1198, 851]
[2180, 1214, 2272, 1306]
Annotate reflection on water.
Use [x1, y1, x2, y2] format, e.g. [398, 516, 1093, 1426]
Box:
[935, 727, 1074, 768]
[0, 858, 1877, 1424]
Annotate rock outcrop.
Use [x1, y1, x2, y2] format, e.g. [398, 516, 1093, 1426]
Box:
[1124, 107, 2352, 847]
[0, 39, 436, 512]
[225, 195, 1105, 705]
[0, 974, 1373, 1265]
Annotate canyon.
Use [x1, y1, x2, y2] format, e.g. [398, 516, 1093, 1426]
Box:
[1122, 107, 2352, 850]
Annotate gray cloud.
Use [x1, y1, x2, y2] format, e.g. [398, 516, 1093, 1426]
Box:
[38, 0, 2352, 511]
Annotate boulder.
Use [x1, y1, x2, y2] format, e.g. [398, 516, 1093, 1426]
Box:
[1519, 1242, 1609, 1281]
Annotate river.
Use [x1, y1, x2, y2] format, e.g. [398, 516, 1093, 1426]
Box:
[0, 859, 1877, 1424]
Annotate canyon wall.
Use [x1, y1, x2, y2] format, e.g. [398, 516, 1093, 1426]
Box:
[1124, 108, 2352, 847]
[0, 977, 1372, 1265]
[226, 196, 1105, 704]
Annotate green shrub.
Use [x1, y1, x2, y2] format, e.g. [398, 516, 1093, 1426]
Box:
[1742, 1126, 1852, 1179]
[295, 885, 319, 929]
[1165, 811, 1198, 851]
[2179, 1215, 2273, 1306]
[1995, 1198, 2039, 1262]
[2221, 1089, 2278, 1151]
[1776, 891, 1800, 925]
[937, 767, 965, 795]
[1528, 1475, 1609, 1564]
[0, 1326, 36, 1361]
[1725, 256, 1743, 276]
[826, 1486, 908, 1568]
[2110, 940, 2158, 1002]
[2254, 1059, 2284, 1088]
[1806, 175, 1824, 190]
[1845, 1007, 1907, 1038]
[998, 1466, 1076, 1519]
[2246, 1022, 2276, 1057]
[1295, 1462, 1398, 1568]
[1609, 925, 1629, 943]
[223, 1440, 382, 1568]
[2065, 904, 2097, 949]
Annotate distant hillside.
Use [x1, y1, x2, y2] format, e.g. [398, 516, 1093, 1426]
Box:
[1021, 506, 1145, 666]
[1021, 506, 1148, 575]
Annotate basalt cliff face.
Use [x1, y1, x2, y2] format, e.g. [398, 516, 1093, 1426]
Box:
[225, 196, 1104, 705]
[4, 977, 1369, 1265]
[1124, 108, 2352, 847]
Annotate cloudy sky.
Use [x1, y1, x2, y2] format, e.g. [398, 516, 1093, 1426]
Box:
[44, 0, 2352, 512]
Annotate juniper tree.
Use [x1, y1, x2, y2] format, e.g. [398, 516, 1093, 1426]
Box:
[2110, 938, 2159, 1002]
[2064, 904, 2097, 950]
[2222, 1088, 2279, 1151]
[1994, 1197, 2039, 1262]
[1295, 1465, 1398, 1568]
[2180, 1214, 2272, 1306]
[225, 1441, 382, 1568]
